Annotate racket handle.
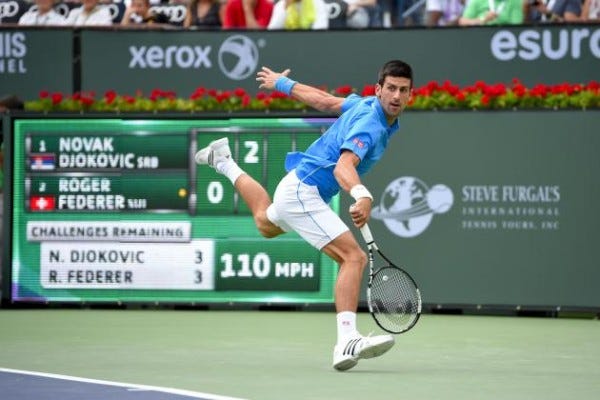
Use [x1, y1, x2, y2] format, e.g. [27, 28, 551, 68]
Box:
[359, 224, 375, 246]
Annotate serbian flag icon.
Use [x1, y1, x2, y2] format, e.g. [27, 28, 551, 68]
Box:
[29, 153, 56, 170]
[29, 196, 56, 211]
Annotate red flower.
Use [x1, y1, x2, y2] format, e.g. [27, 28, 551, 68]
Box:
[530, 84, 548, 97]
[335, 85, 353, 96]
[39, 90, 49, 99]
[483, 83, 506, 97]
[427, 81, 440, 92]
[454, 92, 466, 102]
[234, 88, 247, 98]
[242, 94, 251, 107]
[80, 96, 94, 106]
[361, 85, 376, 96]
[104, 90, 117, 100]
[475, 80, 487, 91]
[191, 87, 206, 99]
[586, 81, 599, 91]
[51, 93, 63, 105]
[256, 91, 268, 100]
[463, 85, 478, 94]
[442, 80, 460, 96]
[481, 94, 490, 106]
[413, 86, 429, 97]
[270, 91, 288, 99]
[150, 89, 162, 99]
[512, 81, 527, 97]
[215, 91, 231, 103]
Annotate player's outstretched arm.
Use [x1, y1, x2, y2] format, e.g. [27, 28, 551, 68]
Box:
[256, 66, 345, 114]
[334, 151, 373, 228]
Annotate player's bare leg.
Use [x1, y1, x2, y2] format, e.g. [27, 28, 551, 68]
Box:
[322, 231, 366, 313]
[195, 137, 283, 239]
[233, 174, 284, 238]
[323, 231, 395, 371]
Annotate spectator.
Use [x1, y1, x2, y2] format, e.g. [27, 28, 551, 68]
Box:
[549, 0, 583, 21]
[222, 0, 274, 29]
[582, 0, 600, 20]
[426, 0, 465, 26]
[0, 94, 24, 111]
[121, 0, 170, 25]
[18, 0, 67, 25]
[392, 0, 426, 26]
[458, 0, 523, 25]
[66, 0, 113, 25]
[523, 0, 554, 23]
[184, 0, 222, 28]
[267, 0, 329, 29]
[344, 0, 378, 28]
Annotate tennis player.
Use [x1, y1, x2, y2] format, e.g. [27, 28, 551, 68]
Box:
[195, 60, 413, 371]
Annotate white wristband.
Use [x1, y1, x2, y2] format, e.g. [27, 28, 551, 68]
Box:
[350, 184, 373, 202]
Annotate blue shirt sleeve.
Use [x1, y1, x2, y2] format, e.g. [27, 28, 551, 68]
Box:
[341, 94, 363, 114]
[339, 113, 375, 161]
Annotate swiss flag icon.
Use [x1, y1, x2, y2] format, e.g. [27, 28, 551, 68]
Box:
[29, 196, 56, 211]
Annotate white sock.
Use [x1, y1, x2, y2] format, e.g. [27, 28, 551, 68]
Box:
[216, 158, 245, 185]
[336, 311, 359, 344]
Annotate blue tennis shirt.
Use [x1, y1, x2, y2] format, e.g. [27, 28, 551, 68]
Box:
[285, 94, 401, 203]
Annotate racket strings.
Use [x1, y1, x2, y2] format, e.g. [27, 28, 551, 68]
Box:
[370, 267, 420, 333]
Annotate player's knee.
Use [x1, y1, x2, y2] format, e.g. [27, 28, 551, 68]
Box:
[346, 247, 367, 269]
[258, 226, 278, 238]
[255, 215, 281, 238]
[357, 249, 368, 268]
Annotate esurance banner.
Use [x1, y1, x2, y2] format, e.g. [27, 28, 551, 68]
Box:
[0, 29, 72, 100]
[340, 110, 600, 309]
[80, 25, 599, 97]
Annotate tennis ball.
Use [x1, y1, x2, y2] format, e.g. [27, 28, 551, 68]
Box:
[426, 184, 454, 214]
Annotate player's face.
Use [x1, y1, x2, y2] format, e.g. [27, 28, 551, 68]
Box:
[376, 76, 412, 123]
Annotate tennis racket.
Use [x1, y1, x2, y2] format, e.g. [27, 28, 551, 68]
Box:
[359, 223, 422, 334]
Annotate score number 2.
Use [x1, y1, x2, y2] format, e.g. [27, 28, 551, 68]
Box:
[205, 140, 259, 204]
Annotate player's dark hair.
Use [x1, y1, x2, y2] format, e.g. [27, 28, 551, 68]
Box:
[377, 60, 413, 87]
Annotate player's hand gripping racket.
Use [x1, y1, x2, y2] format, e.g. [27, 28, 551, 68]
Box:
[359, 223, 422, 334]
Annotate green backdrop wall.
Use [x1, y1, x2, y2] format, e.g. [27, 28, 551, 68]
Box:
[2, 111, 599, 311]
[343, 110, 600, 309]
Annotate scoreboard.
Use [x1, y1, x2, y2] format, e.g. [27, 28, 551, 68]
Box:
[10, 118, 338, 304]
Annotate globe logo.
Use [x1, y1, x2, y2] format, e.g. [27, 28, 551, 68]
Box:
[371, 177, 454, 238]
[218, 35, 259, 81]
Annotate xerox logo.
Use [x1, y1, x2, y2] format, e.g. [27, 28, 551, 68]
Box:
[127, 35, 262, 80]
[128, 45, 212, 69]
[491, 28, 600, 61]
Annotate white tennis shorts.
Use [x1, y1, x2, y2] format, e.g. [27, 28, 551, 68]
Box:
[266, 170, 349, 250]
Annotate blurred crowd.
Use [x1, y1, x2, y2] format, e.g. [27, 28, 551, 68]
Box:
[0, 0, 598, 30]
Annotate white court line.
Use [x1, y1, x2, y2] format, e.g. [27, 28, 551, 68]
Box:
[0, 368, 247, 400]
